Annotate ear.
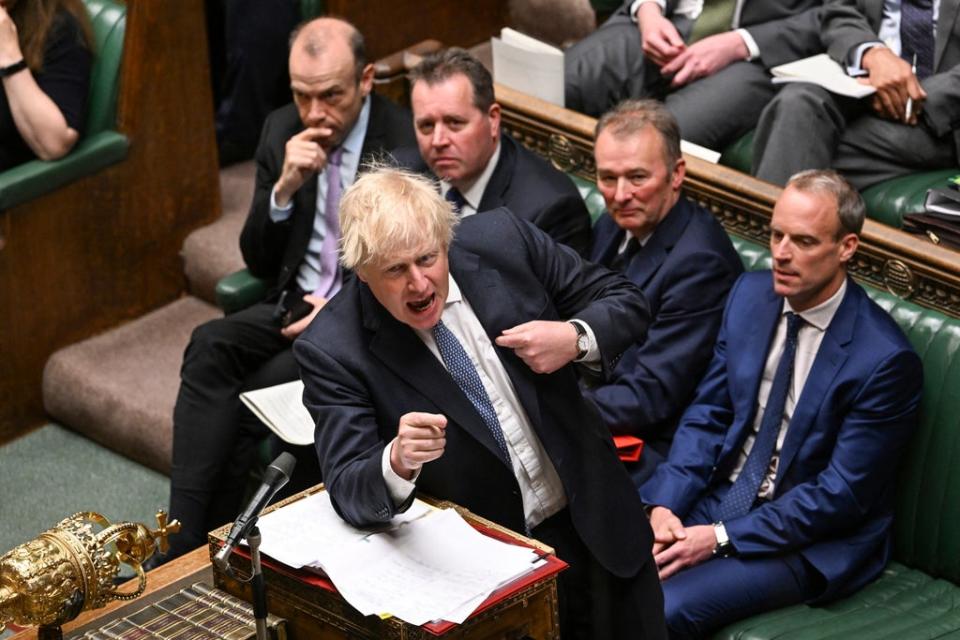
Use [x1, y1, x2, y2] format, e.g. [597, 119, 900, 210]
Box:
[671, 157, 686, 191]
[359, 63, 375, 96]
[837, 233, 859, 263]
[487, 102, 501, 138]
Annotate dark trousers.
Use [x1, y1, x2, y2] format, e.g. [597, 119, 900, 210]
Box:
[660, 489, 820, 639]
[533, 509, 668, 639]
[168, 300, 319, 557]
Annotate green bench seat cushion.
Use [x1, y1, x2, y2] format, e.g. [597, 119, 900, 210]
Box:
[860, 169, 959, 228]
[713, 562, 960, 640]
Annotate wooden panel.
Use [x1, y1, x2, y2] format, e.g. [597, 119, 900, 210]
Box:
[0, 0, 221, 441]
[495, 84, 960, 320]
[327, 0, 508, 60]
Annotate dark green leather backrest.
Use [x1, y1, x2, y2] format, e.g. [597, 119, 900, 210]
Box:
[299, 0, 325, 20]
[83, 0, 126, 135]
[869, 293, 960, 582]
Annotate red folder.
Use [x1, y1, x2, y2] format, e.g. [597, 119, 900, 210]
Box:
[613, 435, 644, 462]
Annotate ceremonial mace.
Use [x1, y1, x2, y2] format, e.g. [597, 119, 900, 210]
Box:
[0, 510, 179, 639]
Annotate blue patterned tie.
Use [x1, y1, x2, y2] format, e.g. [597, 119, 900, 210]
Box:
[445, 187, 467, 215]
[717, 312, 803, 521]
[901, 0, 934, 78]
[432, 320, 511, 465]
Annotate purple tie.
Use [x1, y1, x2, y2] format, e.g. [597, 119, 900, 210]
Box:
[314, 147, 344, 299]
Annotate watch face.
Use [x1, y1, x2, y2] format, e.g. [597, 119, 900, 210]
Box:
[577, 334, 589, 354]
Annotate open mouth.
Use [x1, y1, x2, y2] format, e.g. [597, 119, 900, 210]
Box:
[407, 293, 435, 313]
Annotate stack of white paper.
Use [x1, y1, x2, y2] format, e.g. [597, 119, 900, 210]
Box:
[492, 28, 565, 107]
[256, 492, 544, 626]
[239, 379, 313, 445]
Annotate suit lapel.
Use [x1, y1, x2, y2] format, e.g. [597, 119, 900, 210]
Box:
[626, 198, 692, 289]
[776, 282, 857, 485]
[360, 274, 518, 467]
[477, 135, 515, 212]
[936, 0, 959, 70]
[723, 286, 783, 465]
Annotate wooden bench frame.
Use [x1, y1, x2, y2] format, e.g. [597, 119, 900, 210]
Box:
[496, 85, 960, 320]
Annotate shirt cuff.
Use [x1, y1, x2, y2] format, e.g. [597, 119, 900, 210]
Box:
[269, 185, 295, 222]
[735, 28, 759, 61]
[381, 437, 419, 506]
[629, 0, 665, 22]
[847, 41, 885, 77]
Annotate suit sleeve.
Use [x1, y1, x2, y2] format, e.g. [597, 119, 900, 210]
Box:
[920, 64, 960, 139]
[820, 0, 883, 64]
[724, 347, 923, 555]
[239, 114, 294, 279]
[532, 192, 593, 257]
[743, 6, 824, 69]
[511, 215, 651, 377]
[293, 335, 402, 528]
[584, 248, 740, 437]
[638, 276, 744, 516]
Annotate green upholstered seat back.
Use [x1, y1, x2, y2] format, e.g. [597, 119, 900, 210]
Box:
[569, 173, 607, 225]
[860, 169, 959, 228]
[867, 292, 960, 581]
[83, 0, 126, 136]
[299, 0, 325, 20]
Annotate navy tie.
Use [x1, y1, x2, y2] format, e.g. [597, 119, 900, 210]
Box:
[432, 320, 511, 465]
[610, 237, 641, 272]
[901, 0, 934, 78]
[717, 312, 803, 521]
[445, 187, 467, 215]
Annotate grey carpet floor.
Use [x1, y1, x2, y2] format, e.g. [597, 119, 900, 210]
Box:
[0, 423, 169, 554]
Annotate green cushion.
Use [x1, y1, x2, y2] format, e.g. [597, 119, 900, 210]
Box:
[719, 130, 755, 175]
[84, 0, 126, 136]
[299, 0, 325, 19]
[569, 173, 606, 226]
[860, 170, 959, 228]
[713, 562, 960, 640]
[0, 131, 129, 210]
[215, 268, 271, 314]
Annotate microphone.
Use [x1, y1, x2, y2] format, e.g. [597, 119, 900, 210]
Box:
[213, 452, 296, 572]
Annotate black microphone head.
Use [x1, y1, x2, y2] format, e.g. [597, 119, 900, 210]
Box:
[268, 452, 297, 482]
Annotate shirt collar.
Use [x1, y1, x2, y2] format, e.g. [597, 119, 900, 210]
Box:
[442, 139, 501, 212]
[784, 278, 847, 331]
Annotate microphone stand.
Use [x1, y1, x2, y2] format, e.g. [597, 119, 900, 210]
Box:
[247, 525, 269, 640]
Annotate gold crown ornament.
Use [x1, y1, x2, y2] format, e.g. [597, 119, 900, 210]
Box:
[0, 510, 179, 639]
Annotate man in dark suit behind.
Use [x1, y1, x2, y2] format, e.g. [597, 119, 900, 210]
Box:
[640, 170, 922, 637]
[753, 0, 960, 189]
[586, 99, 742, 485]
[294, 167, 667, 639]
[564, 0, 823, 151]
[165, 17, 415, 560]
[392, 48, 592, 255]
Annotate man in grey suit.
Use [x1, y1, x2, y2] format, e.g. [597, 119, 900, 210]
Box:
[564, 0, 823, 150]
[753, 0, 960, 190]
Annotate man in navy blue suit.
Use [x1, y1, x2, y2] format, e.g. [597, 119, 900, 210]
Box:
[640, 169, 923, 637]
[294, 167, 667, 639]
[586, 99, 742, 485]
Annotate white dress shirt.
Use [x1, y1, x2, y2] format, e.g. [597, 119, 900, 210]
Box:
[728, 279, 847, 499]
[848, 0, 941, 74]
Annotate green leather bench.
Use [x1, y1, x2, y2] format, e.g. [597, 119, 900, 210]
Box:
[718, 130, 958, 230]
[0, 0, 129, 211]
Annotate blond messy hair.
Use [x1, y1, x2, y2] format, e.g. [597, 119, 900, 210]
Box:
[339, 166, 459, 272]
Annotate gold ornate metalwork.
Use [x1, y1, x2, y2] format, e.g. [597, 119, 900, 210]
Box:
[0, 510, 179, 637]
